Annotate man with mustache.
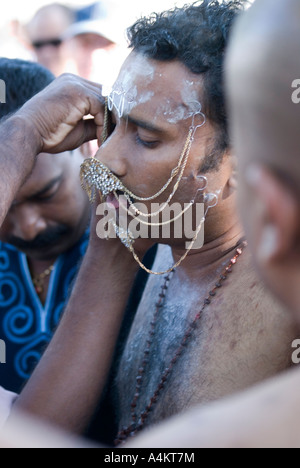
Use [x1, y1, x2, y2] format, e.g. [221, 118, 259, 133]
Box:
[11, 0, 299, 446]
[0, 59, 91, 394]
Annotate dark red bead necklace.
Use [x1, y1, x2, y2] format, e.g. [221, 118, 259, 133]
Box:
[115, 241, 248, 446]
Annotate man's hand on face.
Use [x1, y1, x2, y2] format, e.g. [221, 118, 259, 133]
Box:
[19, 74, 104, 154]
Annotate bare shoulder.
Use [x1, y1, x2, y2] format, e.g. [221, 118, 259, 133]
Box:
[228, 248, 294, 327]
[194, 248, 299, 402]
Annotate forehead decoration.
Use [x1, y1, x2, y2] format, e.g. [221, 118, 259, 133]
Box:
[80, 96, 218, 275]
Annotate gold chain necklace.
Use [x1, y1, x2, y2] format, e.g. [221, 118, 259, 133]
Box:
[32, 264, 55, 296]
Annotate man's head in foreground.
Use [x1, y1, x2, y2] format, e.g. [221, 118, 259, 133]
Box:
[226, 0, 300, 318]
[96, 0, 246, 247]
[0, 59, 90, 261]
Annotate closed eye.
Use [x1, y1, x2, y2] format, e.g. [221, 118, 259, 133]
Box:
[31, 179, 62, 203]
[135, 134, 160, 149]
[36, 187, 59, 202]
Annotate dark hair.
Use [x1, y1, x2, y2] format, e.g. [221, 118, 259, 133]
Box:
[127, 0, 246, 171]
[0, 58, 54, 119]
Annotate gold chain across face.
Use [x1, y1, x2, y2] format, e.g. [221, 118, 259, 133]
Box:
[80, 98, 217, 275]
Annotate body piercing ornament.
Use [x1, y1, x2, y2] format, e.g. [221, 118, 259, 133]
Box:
[80, 98, 218, 275]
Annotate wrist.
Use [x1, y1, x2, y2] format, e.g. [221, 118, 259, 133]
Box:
[86, 239, 138, 270]
[9, 114, 43, 157]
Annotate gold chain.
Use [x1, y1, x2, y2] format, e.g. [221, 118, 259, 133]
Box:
[32, 265, 55, 295]
[127, 215, 205, 275]
[122, 127, 194, 204]
[123, 128, 194, 217]
[116, 192, 195, 227]
[101, 96, 109, 145]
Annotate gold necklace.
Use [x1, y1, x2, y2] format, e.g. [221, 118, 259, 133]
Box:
[32, 264, 55, 295]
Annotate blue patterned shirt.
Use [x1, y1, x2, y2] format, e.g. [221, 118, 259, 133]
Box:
[0, 231, 89, 393]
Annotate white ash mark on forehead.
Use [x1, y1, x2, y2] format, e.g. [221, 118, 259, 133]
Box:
[108, 85, 155, 118]
[138, 90, 155, 105]
[160, 99, 203, 124]
[108, 55, 156, 118]
[109, 59, 203, 126]
[181, 80, 200, 106]
[117, 54, 155, 91]
[163, 104, 190, 124]
[154, 79, 203, 125]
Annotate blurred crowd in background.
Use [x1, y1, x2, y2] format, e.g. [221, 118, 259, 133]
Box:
[0, 0, 187, 90]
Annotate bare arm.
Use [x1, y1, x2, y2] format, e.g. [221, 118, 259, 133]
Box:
[0, 116, 41, 225]
[0, 73, 103, 225]
[0, 72, 141, 432]
[13, 232, 139, 432]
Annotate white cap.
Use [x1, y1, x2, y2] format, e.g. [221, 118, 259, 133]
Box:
[62, 2, 126, 46]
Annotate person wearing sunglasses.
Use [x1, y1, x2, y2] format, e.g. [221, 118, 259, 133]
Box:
[26, 3, 75, 77]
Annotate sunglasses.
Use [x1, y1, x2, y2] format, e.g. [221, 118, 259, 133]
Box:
[32, 39, 62, 50]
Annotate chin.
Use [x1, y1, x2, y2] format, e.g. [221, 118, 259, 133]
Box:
[24, 246, 64, 262]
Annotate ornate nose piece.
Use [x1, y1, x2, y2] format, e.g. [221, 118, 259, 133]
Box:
[80, 159, 124, 202]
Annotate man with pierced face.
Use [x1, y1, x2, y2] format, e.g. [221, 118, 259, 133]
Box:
[13, 1, 299, 445]
[126, 0, 300, 448]
[93, 0, 298, 442]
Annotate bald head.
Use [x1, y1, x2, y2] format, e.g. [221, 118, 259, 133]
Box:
[29, 3, 74, 35]
[226, 0, 300, 194]
[225, 0, 300, 319]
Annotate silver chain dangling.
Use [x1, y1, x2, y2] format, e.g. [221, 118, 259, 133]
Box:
[79, 108, 221, 275]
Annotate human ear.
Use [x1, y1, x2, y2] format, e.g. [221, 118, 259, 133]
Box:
[245, 165, 299, 263]
[228, 168, 238, 191]
[221, 153, 237, 199]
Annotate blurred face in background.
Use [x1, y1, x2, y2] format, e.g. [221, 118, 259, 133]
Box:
[27, 5, 73, 76]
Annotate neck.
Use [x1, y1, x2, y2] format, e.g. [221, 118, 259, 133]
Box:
[27, 257, 56, 275]
[171, 213, 244, 274]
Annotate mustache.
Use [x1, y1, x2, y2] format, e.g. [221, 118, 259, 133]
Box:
[7, 225, 71, 251]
